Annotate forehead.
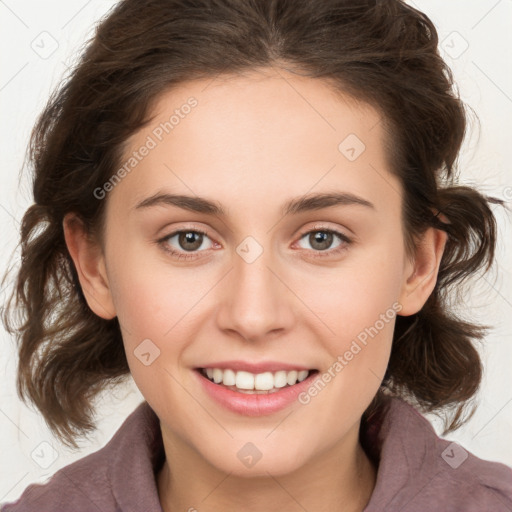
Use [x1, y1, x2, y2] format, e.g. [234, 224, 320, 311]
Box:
[143, 68, 384, 155]
[110, 68, 400, 218]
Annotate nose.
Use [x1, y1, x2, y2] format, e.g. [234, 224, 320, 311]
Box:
[215, 242, 296, 343]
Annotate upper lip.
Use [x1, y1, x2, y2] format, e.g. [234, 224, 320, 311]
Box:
[196, 361, 316, 373]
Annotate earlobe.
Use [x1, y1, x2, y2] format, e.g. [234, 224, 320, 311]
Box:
[62, 213, 117, 320]
[398, 226, 448, 316]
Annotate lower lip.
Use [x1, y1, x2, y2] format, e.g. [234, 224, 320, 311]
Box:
[194, 369, 319, 416]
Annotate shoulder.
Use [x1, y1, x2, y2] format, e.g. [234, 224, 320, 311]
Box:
[1, 401, 164, 512]
[364, 396, 512, 512]
[1, 441, 117, 512]
[424, 443, 512, 511]
[404, 447, 512, 512]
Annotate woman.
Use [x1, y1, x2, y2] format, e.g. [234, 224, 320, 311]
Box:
[2, 0, 511, 510]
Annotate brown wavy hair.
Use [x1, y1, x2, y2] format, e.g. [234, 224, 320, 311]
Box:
[2, 0, 507, 448]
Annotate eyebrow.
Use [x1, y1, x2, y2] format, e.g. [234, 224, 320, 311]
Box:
[134, 191, 375, 216]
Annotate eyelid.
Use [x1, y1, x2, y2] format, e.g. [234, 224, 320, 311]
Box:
[292, 223, 353, 257]
[296, 222, 351, 239]
[157, 222, 353, 260]
[156, 226, 217, 259]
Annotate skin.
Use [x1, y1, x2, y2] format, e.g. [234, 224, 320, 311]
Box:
[64, 67, 447, 512]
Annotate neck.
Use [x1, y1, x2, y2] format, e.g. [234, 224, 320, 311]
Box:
[157, 425, 377, 512]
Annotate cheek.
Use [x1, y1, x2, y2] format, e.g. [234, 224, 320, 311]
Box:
[295, 262, 401, 427]
[303, 246, 404, 339]
[109, 256, 206, 413]
[300, 240, 404, 389]
[108, 242, 210, 341]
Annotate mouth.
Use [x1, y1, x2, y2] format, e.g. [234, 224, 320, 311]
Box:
[194, 363, 321, 416]
[196, 367, 319, 394]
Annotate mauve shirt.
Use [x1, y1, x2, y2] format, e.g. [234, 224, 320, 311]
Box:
[2, 396, 512, 511]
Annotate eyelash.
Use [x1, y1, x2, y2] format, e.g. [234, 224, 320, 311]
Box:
[157, 226, 353, 261]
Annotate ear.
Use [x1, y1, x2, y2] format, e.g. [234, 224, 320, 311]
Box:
[397, 223, 448, 316]
[63, 213, 116, 319]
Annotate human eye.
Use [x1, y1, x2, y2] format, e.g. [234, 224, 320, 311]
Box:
[155, 224, 352, 262]
[294, 224, 353, 259]
[157, 227, 218, 261]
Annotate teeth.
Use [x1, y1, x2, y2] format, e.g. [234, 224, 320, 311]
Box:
[201, 367, 312, 390]
[223, 369, 236, 386]
[286, 370, 298, 385]
[236, 370, 255, 390]
[212, 368, 223, 384]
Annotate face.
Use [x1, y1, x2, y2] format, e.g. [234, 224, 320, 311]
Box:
[66, 67, 445, 477]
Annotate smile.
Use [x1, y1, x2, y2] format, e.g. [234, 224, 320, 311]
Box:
[194, 366, 320, 415]
[200, 368, 313, 393]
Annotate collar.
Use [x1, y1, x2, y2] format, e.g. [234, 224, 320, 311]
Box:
[108, 395, 511, 511]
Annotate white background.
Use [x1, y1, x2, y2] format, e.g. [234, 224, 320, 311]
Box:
[1, 0, 511, 504]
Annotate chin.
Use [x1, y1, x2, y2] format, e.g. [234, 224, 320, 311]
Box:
[201, 440, 311, 478]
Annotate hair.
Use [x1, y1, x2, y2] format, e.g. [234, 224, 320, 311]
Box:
[2, 0, 507, 448]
